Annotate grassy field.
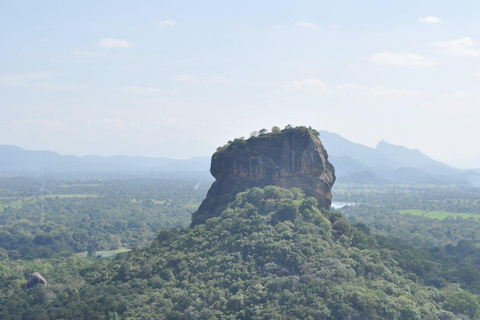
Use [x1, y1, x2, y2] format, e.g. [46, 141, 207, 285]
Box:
[41, 194, 100, 199]
[399, 209, 480, 220]
[0, 200, 23, 212]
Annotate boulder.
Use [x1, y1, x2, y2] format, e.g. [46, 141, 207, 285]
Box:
[26, 272, 47, 289]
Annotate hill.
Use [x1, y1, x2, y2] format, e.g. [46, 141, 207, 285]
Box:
[1, 127, 479, 319]
[1, 186, 475, 319]
[0, 145, 209, 174]
[319, 130, 478, 185]
[2, 128, 479, 186]
[318, 131, 445, 170]
[192, 126, 335, 226]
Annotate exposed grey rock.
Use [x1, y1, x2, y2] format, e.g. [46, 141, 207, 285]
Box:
[26, 272, 47, 289]
[191, 127, 335, 226]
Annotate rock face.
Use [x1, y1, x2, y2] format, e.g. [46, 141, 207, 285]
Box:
[26, 272, 47, 289]
[191, 127, 336, 226]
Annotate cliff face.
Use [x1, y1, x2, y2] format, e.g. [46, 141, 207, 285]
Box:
[191, 128, 336, 226]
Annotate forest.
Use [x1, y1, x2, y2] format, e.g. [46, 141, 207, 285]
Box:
[1, 175, 480, 319]
[0, 175, 210, 259]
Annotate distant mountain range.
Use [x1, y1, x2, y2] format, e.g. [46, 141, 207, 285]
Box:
[319, 130, 480, 185]
[1, 131, 480, 185]
[0, 145, 210, 175]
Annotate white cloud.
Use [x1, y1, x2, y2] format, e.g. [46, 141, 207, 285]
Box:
[89, 118, 127, 129]
[158, 19, 175, 27]
[284, 79, 328, 94]
[295, 22, 321, 30]
[337, 83, 421, 99]
[0, 72, 54, 85]
[173, 74, 232, 84]
[11, 118, 67, 128]
[371, 52, 437, 66]
[155, 118, 185, 125]
[97, 38, 132, 49]
[122, 86, 162, 94]
[419, 16, 442, 23]
[0, 72, 88, 91]
[434, 37, 480, 56]
[103, 118, 126, 128]
[32, 83, 89, 91]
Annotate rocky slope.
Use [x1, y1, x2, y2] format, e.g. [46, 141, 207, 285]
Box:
[191, 127, 336, 226]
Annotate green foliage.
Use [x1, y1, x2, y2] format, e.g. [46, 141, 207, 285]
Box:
[217, 137, 247, 152]
[444, 291, 480, 318]
[336, 186, 480, 300]
[340, 184, 480, 247]
[0, 186, 472, 319]
[2, 181, 480, 319]
[0, 176, 208, 260]
[219, 126, 322, 151]
[399, 209, 480, 220]
[271, 126, 281, 133]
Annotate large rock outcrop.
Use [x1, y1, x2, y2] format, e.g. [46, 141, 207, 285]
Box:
[26, 272, 47, 289]
[191, 127, 335, 226]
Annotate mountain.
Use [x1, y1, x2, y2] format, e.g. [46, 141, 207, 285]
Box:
[89, 187, 470, 319]
[328, 156, 370, 176]
[0, 145, 210, 174]
[319, 130, 447, 171]
[2, 129, 478, 185]
[336, 170, 388, 185]
[318, 131, 381, 168]
[319, 130, 477, 185]
[4, 129, 475, 319]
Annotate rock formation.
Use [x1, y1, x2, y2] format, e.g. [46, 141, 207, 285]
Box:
[26, 272, 47, 289]
[191, 126, 335, 226]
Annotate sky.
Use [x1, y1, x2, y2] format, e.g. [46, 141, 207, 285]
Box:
[2, 1, 480, 167]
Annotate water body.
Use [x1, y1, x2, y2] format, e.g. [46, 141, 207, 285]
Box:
[331, 202, 355, 209]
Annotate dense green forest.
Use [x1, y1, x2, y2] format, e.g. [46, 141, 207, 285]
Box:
[3, 176, 480, 319]
[333, 184, 480, 214]
[336, 184, 480, 247]
[2, 183, 480, 319]
[0, 175, 210, 259]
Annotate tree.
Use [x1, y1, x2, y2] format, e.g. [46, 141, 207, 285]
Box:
[271, 126, 281, 133]
[87, 241, 99, 257]
[272, 200, 298, 224]
[259, 128, 268, 135]
[443, 291, 480, 318]
[250, 131, 259, 138]
[333, 218, 350, 237]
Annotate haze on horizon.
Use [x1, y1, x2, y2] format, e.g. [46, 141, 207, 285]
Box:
[2, 1, 480, 168]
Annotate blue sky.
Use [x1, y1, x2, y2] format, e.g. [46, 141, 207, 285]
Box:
[2, 1, 480, 166]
